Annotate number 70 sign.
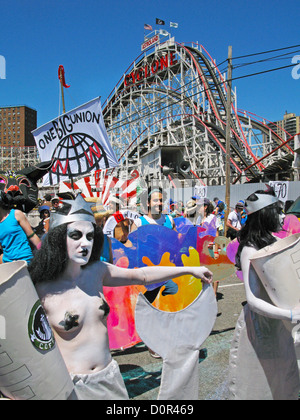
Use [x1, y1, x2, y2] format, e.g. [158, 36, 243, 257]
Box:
[269, 181, 289, 203]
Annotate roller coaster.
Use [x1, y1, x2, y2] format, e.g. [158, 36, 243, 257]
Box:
[102, 32, 297, 186]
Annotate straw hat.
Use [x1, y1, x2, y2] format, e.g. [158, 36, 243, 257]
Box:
[84, 197, 112, 223]
[185, 199, 197, 214]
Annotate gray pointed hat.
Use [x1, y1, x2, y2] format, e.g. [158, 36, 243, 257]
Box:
[49, 194, 96, 230]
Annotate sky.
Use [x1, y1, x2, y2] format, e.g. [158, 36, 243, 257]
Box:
[0, 0, 299, 128]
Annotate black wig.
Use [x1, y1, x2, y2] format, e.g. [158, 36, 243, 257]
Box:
[28, 223, 104, 285]
[235, 189, 283, 270]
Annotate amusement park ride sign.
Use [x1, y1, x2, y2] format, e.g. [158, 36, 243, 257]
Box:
[124, 51, 178, 87]
[141, 34, 160, 51]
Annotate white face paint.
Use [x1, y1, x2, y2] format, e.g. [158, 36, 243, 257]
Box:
[66, 221, 94, 265]
[279, 211, 286, 229]
[275, 203, 286, 230]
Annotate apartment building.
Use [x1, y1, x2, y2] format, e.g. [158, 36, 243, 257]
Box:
[0, 105, 38, 171]
[269, 112, 300, 139]
[0, 105, 37, 147]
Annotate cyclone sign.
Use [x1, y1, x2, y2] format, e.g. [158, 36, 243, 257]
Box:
[32, 97, 119, 186]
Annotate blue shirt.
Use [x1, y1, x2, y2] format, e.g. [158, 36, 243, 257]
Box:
[0, 209, 33, 264]
[139, 214, 173, 229]
[100, 234, 111, 263]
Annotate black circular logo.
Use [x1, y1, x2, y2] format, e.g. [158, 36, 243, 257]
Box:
[28, 301, 55, 352]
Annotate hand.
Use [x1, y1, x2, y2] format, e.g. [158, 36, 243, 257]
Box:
[192, 266, 213, 284]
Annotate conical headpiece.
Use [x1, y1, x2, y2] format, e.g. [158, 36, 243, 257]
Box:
[244, 193, 279, 215]
[49, 194, 95, 230]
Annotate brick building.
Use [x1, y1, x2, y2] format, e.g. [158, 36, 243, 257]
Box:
[0, 105, 38, 171]
[0, 105, 37, 147]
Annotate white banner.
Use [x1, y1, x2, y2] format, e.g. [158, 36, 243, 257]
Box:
[32, 97, 119, 185]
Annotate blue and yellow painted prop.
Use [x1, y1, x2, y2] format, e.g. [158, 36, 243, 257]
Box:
[104, 219, 235, 350]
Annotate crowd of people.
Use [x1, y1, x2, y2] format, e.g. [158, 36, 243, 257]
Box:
[1, 183, 300, 400]
[92, 190, 247, 248]
[0, 188, 246, 253]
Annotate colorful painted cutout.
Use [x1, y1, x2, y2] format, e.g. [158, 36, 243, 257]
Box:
[274, 214, 300, 239]
[104, 222, 235, 350]
[226, 239, 243, 281]
[173, 216, 194, 233]
[106, 215, 300, 349]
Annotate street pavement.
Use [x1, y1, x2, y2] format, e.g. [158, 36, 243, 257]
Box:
[112, 273, 246, 400]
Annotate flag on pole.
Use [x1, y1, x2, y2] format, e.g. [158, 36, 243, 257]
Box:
[160, 30, 169, 36]
[170, 22, 178, 28]
[156, 18, 165, 25]
[144, 23, 153, 30]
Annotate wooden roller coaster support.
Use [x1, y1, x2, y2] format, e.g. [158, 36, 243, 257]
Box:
[179, 44, 256, 182]
[232, 133, 298, 184]
[198, 44, 264, 171]
[237, 109, 294, 154]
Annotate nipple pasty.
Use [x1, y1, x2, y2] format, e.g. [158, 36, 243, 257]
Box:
[64, 312, 79, 331]
[99, 294, 110, 317]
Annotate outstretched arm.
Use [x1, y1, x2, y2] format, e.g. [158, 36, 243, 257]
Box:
[103, 264, 213, 288]
[241, 246, 300, 322]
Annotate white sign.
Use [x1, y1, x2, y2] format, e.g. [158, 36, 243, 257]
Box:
[269, 181, 289, 202]
[32, 97, 119, 186]
[141, 34, 160, 51]
[194, 185, 208, 203]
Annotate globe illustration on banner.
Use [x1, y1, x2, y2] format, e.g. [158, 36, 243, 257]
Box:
[50, 132, 109, 183]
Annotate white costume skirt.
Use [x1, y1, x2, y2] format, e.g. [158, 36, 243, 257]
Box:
[228, 304, 299, 400]
[70, 359, 129, 400]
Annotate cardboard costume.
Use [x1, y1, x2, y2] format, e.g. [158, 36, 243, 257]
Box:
[229, 303, 299, 400]
[0, 261, 74, 400]
[135, 283, 217, 400]
[228, 232, 300, 399]
[250, 233, 300, 316]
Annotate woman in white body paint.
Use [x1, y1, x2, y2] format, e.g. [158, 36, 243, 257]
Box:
[28, 194, 213, 400]
[228, 188, 300, 400]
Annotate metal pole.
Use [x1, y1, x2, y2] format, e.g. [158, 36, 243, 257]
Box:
[224, 46, 232, 234]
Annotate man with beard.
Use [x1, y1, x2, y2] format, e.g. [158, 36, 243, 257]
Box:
[132, 187, 176, 230]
